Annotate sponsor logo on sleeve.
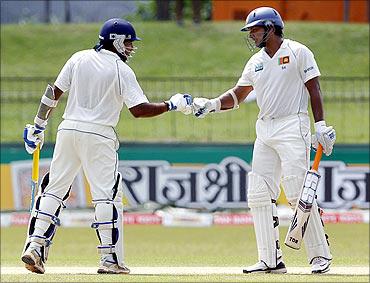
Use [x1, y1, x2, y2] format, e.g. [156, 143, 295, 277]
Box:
[304, 66, 314, 73]
[254, 63, 263, 72]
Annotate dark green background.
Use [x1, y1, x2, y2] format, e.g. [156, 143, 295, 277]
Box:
[1, 143, 368, 165]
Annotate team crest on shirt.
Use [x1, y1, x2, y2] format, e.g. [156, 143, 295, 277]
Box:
[278, 56, 290, 65]
[254, 63, 264, 72]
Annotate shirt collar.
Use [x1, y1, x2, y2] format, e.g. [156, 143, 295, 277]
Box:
[261, 38, 288, 59]
[99, 49, 121, 59]
[280, 39, 288, 49]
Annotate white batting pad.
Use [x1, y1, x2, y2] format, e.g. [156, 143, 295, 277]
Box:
[92, 186, 125, 268]
[304, 201, 332, 263]
[23, 193, 65, 262]
[247, 172, 279, 267]
[272, 204, 283, 261]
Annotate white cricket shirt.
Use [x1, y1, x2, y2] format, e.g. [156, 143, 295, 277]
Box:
[54, 49, 149, 127]
[237, 39, 320, 119]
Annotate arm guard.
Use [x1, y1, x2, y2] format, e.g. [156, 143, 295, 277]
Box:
[34, 84, 58, 128]
[227, 89, 239, 110]
[213, 89, 239, 113]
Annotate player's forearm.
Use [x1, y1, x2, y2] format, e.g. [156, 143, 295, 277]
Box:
[129, 102, 168, 118]
[310, 94, 324, 122]
[219, 91, 237, 110]
[306, 78, 324, 122]
[34, 85, 63, 127]
[193, 85, 252, 118]
[217, 88, 245, 110]
[218, 86, 253, 110]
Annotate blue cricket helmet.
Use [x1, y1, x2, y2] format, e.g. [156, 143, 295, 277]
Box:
[241, 7, 284, 31]
[98, 18, 141, 44]
[94, 18, 141, 61]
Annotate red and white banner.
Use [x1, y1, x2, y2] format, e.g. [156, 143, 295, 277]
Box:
[124, 213, 162, 225]
[2, 209, 368, 227]
[213, 213, 254, 225]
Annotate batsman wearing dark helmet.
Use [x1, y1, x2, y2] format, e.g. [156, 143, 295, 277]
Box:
[21, 18, 192, 275]
[192, 7, 336, 274]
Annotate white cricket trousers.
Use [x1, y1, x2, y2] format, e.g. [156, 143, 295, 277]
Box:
[250, 113, 332, 263]
[252, 113, 311, 199]
[47, 119, 120, 201]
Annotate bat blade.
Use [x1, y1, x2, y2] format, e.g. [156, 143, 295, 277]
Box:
[284, 145, 323, 250]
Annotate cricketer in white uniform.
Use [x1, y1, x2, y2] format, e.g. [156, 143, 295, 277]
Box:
[21, 18, 192, 275]
[192, 7, 336, 274]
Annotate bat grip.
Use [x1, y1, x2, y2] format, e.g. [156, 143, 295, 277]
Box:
[32, 145, 40, 182]
[312, 144, 323, 171]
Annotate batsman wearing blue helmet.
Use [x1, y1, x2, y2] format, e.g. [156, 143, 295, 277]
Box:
[193, 7, 336, 274]
[21, 18, 192, 275]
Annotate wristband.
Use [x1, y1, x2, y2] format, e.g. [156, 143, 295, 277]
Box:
[314, 120, 326, 132]
[34, 116, 47, 129]
[209, 98, 221, 112]
[164, 101, 174, 111]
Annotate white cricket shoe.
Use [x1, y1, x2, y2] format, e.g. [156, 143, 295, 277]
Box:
[97, 260, 130, 274]
[243, 260, 287, 274]
[311, 257, 331, 274]
[21, 247, 45, 274]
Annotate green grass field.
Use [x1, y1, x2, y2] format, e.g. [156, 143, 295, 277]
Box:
[1, 224, 369, 282]
[1, 21, 369, 77]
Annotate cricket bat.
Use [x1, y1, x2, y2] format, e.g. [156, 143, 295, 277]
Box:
[30, 144, 40, 212]
[284, 144, 323, 250]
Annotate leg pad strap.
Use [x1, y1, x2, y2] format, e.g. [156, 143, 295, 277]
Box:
[97, 245, 116, 255]
[31, 210, 61, 226]
[91, 220, 118, 230]
[41, 192, 66, 208]
[28, 235, 52, 247]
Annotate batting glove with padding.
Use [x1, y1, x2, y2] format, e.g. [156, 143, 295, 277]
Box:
[167, 93, 193, 115]
[312, 120, 336, 156]
[23, 124, 45, 154]
[192, 97, 221, 118]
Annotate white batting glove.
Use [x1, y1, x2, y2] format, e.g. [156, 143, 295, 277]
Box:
[23, 124, 45, 154]
[312, 121, 336, 156]
[192, 97, 220, 118]
[167, 93, 193, 115]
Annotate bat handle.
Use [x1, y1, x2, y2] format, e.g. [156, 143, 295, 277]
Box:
[32, 145, 40, 182]
[312, 144, 323, 171]
[30, 145, 40, 212]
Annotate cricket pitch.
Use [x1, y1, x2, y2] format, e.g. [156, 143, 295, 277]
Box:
[2, 266, 369, 275]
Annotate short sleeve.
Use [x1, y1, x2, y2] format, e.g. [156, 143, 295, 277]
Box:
[298, 47, 321, 83]
[54, 54, 76, 92]
[120, 67, 149, 108]
[236, 60, 254, 86]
